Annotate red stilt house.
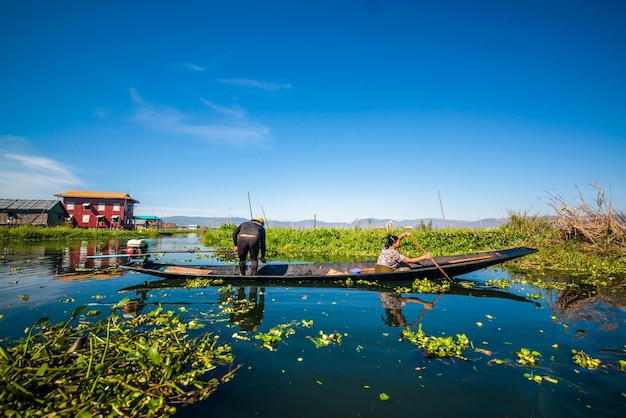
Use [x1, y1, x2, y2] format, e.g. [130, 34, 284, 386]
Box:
[54, 190, 140, 229]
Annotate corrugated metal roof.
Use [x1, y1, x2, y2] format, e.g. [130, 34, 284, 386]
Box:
[54, 190, 139, 203]
[0, 199, 62, 211]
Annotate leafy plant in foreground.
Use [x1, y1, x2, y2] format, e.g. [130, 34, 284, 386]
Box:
[0, 299, 236, 417]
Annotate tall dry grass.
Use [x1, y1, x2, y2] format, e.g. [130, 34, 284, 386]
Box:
[547, 181, 625, 254]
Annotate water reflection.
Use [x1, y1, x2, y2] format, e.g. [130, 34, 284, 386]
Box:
[551, 282, 625, 334]
[509, 271, 626, 333]
[379, 291, 437, 327]
[1, 239, 127, 276]
[225, 287, 266, 331]
[58, 240, 126, 273]
[118, 278, 545, 333]
[122, 291, 147, 318]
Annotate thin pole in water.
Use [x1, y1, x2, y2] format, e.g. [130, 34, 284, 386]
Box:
[248, 191, 253, 218]
[438, 190, 446, 228]
[261, 206, 268, 228]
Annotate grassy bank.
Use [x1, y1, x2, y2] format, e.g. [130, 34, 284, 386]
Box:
[203, 225, 534, 260]
[0, 225, 169, 241]
[202, 213, 625, 282]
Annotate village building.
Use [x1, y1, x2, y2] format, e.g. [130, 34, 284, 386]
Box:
[54, 191, 140, 230]
[0, 199, 69, 227]
[134, 215, 163, 230]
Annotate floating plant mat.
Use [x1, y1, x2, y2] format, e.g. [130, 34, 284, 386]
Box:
[0, 298, 237, 417]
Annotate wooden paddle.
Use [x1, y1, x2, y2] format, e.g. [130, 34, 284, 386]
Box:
[403, 231, 453, 282]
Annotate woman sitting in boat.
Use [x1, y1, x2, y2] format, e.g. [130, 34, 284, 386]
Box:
[375, 232, 432, 273]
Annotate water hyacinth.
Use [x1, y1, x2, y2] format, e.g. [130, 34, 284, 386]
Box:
[0, 299, 236, 417]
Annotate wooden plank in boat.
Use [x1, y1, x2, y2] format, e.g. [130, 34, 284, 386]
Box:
[163, 266, 213, 276]
[447, 255, 492, 264]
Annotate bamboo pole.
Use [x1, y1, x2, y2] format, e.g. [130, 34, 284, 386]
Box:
[404, 230, 453, 282]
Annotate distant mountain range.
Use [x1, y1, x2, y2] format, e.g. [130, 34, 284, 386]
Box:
[160, 216, 506, 229]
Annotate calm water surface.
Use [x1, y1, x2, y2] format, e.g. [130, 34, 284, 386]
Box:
[1, 235, 624, 417]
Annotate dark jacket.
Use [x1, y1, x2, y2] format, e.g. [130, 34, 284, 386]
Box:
[233, 220, 266, 257]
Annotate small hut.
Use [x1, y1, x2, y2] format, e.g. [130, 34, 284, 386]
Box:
[0, 199, 69, 227]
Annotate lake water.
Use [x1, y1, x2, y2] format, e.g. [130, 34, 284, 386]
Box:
[1, 235, 624, 417]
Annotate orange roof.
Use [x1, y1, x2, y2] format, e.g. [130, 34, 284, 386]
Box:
[54, 190, 139, 203]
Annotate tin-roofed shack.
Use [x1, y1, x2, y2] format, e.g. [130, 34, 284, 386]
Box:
[0, 199, 69, 227]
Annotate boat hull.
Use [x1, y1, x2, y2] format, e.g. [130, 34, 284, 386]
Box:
[120, 247, 538, 282]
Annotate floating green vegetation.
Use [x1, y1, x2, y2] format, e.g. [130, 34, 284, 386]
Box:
[487, 278, 510, 289]
[514, 347, 542, 366]
[309, 330, 343, 349]
[528, 277, 570, 291]
[523, 372, 559, 384]
[185, 277, 224, 288]
[203, 225, 533, 262]
[458, 281, 476, 289]
[0, 298, 235, 417]
[410, 278, 450, 293]
[355, 279, 380, 286]
[344, 277, 381, 287]
[255, 322, 298, 351]
[401, 324, 470, 360]
[572, 349, 602, 370]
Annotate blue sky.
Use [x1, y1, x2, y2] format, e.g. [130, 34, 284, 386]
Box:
[1, 0, 624, 223]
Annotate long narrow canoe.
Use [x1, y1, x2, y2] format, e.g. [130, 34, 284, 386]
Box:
[120, 246, 537, 282]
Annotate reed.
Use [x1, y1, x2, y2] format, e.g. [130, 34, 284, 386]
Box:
[547, 181, 625, 255]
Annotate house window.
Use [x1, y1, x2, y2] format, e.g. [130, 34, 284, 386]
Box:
[97, 215, 105, 222]
[113, 203, 121, 212]
[82, 214, 90, 223]
[97, 202, 106, 211]
[67, 202, 75, 210]
[112, 215, 120, 222]
[83, 203, 91, 210]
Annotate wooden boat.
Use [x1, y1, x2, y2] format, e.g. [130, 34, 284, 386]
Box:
[120, 246, 537, 282]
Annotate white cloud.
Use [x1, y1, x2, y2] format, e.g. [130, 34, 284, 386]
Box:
[218, 78, 292, 92]
[130, 88, 270, 147]
[0, 152, 84, 198]
[201, 98, 246, 118]
[184, 62, 206, 72]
